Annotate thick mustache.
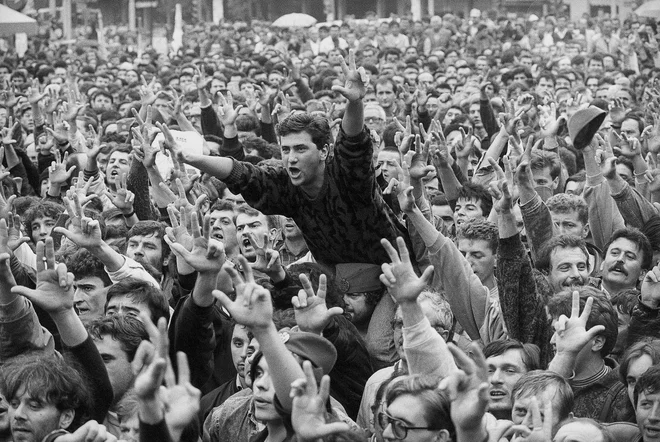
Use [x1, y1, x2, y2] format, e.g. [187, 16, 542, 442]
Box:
[609, 263, 628, 275]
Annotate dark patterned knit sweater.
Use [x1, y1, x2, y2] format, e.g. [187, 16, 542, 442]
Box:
[223, 126, 410, 266]
[497, 233, 554, 366]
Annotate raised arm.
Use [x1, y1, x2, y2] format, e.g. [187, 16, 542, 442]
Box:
[607, 134, 659, 228]
[0, 218, 53, 361]
[54, 195, 158, 286]
[491, 157, 553, 365]
[547, 291, 605, 378]
[380, 237, 457, 377]
[166, 213, 225, 388]
[517, 138, 555, 263]
[331, 50, 368, 137]
[582, 134, 625, 250]
[398, 174, 494, 342]
[12, 237, 113, 422]
[213, 257, 304, 412]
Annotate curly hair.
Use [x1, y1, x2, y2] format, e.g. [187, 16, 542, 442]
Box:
[22, 201, 65, 241]
[243, 136, 273, 159]
[457, 218, 498, 253]
[546, 193, 588, 225]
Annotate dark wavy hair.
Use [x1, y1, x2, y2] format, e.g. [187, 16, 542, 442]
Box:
[86, 315, 149, 362]
[457, 218, 498, 253]
[126, 220, 171, 265]
[276, 113, 332, 151]
[604, 228, 653, 272]
[634, 365, 660, 405]
[105, 277, 170, 323]
[22, 201, 65, 240]
[64, 247, 112, 286]
[536, 234, 589, 273]
[457, 182, 493, 217]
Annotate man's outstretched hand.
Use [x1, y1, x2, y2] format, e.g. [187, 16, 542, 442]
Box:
[331, 50, 369, 103]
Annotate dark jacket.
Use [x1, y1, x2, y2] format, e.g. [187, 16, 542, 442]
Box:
[323, 315, 375, 420]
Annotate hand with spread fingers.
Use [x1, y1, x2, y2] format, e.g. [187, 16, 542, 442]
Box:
[163, 352, 202, 440]
[505, 397, 553, 442]
[139, 74, 158, 106]
[0, 214, 30, 254]
[379, 237, 434, 306]
[10, 237, 75, 316]
[439, 343, 490, 434]
[68, 172, 99, 207]
[405, 134, 435, 182]
[612, 130, 642, 159]
[48, 149, 76, 185]
[246, 231, 283, 278]
[292, 273, 344, 335]
[159, 177, 193, 212]
[157, 122, 189, 164]
[218, 91, 244, 127]
[105, 173, 135, 216]
[331, 49, 369, 102]
[55, 195, 104, 250]
[552, 291, 606, 357]
[165, 213, 226, 274]
[290, 360, 351, 442]
[488, 158, 513, 214]
[455, 126, 475, 160]
[393, 116, 414, 155]
[212, 256, 274, 332]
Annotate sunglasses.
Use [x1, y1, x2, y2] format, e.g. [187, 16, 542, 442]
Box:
[377, 411, 436, 440]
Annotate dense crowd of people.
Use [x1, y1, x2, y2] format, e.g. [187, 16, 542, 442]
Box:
[4, 5, 660, 442]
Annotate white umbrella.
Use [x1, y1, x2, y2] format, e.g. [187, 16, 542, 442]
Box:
[636, 0, 660, 18]
[272, 13, 317, 28]
[0, 4, 38, 37]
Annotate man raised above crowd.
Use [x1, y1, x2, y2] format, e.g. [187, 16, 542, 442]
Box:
[161, 50, 409, 267]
